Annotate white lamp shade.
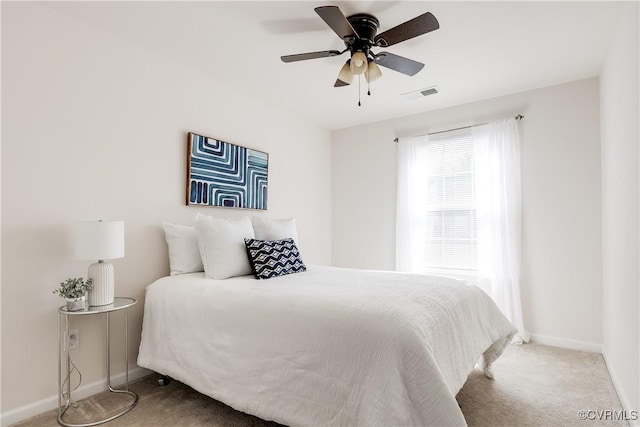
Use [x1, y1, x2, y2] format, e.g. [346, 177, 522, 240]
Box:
[337, 61, 354, 85]
[76, 221, 125, 260]
[350, 51, 368, 75]
[365, 61, 382, 82]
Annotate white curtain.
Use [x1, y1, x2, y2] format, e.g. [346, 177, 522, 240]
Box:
[474, 118, 528, 343]
[396, 136, 429, 273]
[396, 118, 528, 344]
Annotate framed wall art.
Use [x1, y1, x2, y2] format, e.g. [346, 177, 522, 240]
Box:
[187, 132, 268, 210]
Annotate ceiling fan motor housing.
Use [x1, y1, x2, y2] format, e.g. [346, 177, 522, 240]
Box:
[346, 13, 380, 55]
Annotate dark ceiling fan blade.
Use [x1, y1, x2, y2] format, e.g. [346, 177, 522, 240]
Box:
[374, 51, 424, 76]
[374, 12, 439, 47]
[334, 79, 350, 87]
[315, 6, 358, 40]
[281, 50, 342, 63]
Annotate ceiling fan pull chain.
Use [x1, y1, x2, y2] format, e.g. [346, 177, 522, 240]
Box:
[358, 75, 361, 107]
[367, 67, 371, 96]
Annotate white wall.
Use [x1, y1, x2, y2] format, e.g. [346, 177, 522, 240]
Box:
[1, 2, 331, 415]
[600, 2, 640, 415]
[332, 78, 603, 348]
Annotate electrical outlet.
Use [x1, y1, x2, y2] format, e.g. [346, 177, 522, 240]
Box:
[69, 329, 79, 351]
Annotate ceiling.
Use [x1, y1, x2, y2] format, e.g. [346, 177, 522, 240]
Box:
[47, 1, 622, 131]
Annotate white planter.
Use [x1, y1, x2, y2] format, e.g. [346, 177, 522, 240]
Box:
[66, 295, 86, 311]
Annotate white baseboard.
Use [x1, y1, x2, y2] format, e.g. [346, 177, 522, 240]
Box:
[529, 333, 603, 353]
[0, 367, 152, 427]
[602, 351, 640, 427]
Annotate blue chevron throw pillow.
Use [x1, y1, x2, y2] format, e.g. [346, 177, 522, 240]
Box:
[244, 238, 307, 280]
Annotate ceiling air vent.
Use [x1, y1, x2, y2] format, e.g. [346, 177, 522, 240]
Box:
[402, 86, 439, 100]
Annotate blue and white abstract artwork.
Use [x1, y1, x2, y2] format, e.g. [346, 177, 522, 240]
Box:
[187, 133, 268, 210]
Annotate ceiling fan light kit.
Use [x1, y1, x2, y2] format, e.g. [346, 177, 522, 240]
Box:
[365, 61, 382, 83]
[281, 5, 440, 106]
[336, 61, 354, 86]
[350, 51, 368, 75]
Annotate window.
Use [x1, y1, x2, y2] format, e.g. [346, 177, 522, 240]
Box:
[396, 117, 526, 341]
[418, 128, 485, 278]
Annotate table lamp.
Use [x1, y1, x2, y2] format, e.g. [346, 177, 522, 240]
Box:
[75, 220, 125, 306]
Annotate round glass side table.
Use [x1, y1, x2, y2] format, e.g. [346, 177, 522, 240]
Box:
[57, 297, 138, 427]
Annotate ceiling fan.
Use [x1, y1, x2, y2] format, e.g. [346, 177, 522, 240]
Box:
[281, 5, 439, 104]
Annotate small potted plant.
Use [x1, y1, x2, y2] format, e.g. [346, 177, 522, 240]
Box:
[53, 278, 93, 311]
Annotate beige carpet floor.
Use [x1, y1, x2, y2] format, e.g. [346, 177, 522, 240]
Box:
[14, 343, 625, 427]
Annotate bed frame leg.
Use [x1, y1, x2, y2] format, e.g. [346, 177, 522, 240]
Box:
[158, 375, 171, 387]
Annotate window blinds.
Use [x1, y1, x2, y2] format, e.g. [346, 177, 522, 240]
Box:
[418, 127, 486, 276]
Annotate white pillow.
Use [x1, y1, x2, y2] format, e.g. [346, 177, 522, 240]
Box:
[252, 217, 298, 243]
[163, 222, 203, 276]
[195, 213, 255, 279]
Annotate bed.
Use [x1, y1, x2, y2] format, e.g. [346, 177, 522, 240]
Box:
[137, 264, 516, 426]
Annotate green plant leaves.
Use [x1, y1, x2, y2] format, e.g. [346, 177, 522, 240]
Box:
[53, 277, 93, 299]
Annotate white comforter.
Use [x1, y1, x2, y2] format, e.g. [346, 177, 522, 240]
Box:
[137, 265, 516, 426]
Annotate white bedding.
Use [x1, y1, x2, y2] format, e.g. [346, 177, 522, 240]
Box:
[137, 265, 516, 426]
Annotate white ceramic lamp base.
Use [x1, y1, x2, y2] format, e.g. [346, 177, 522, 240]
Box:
[88, 261, 115, 306]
